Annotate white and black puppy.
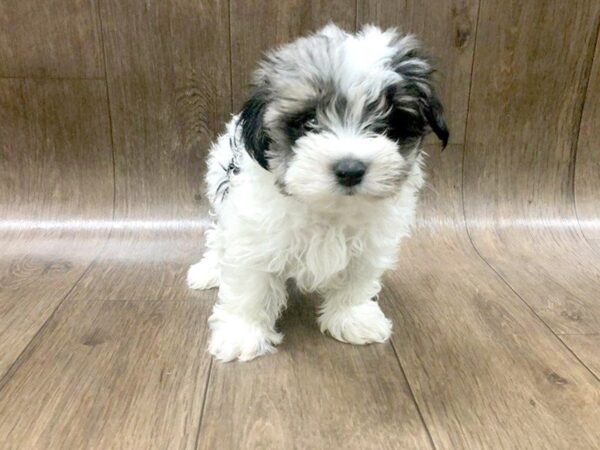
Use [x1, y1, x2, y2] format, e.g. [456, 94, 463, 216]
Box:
[188, 24, 448, 362]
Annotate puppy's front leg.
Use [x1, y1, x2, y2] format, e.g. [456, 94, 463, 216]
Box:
[319, 261, 392, 345]
[208, 266, 287, 362]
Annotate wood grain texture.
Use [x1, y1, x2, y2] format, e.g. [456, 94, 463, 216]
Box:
[65, 231, 205, 302]
[358, 0, 479, 144]
[0, 79, 113, 221]
[99, 0, 231, 220]
[0, 0, 102, 78]
[53, 0, 233, 306]
[575, 28, 600, 239]
[464, 0, 599, 222]
[0, 298, 212, 449]
[1, 1, 600, 448]
[230, 0, 356, 110]
[198, 291, 432, 450]
[0, 79, 112, 379]
[386, 146, 600, 448]
[463, 2, 600, 339]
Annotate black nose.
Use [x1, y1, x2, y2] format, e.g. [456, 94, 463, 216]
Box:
[333, 159, 367, 187]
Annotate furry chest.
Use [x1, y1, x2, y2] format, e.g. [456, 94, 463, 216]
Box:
[283, 224, 365, 292]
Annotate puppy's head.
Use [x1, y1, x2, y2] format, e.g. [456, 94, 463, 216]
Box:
[239, 24, 448, 201]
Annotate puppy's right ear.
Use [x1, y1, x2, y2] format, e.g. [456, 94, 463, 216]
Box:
[239, 88, 271, 170]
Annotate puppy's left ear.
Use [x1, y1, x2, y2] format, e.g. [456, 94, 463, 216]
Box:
[239, 88, 272, 170]
[391, 38, 449, 149]
[422, 89, 449, 148]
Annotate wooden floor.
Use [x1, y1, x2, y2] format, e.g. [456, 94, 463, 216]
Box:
[2, 1, 600, 449]
[1, 147, 599, 449]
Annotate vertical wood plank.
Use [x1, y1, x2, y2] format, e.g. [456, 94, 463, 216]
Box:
[0, 0, 103, 78]
[575, 29, 600, 239]
[358, 0, 479, 144]
[0, 80, 113, 221]
[464, 1, 598, 222]
[230, 0, 356, 110]
[99, 0, 231, 220]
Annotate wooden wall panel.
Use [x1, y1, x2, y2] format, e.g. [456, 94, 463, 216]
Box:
[464, 1, 598, 222]
[99, 0, 231, 220]
[0, 79, 113, 379]
[575, 29, 600, 239]
[358, 0, 479, 144]
[53, 0, 233, 309]
[0, 79, 113, 221]
[230, 0, 356, 110]
[0, 0, 102, 78]
[463, 2, 600, 356]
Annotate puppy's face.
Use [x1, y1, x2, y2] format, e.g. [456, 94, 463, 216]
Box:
[240, 24, 448, 202]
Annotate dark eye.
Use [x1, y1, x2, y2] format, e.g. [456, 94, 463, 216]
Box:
[285, 110, 319, 146]
[302, 117, 318, 132]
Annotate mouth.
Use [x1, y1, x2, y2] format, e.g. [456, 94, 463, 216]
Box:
[340, 186, 358, 196]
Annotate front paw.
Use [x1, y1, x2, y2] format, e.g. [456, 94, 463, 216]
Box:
[187, 257, 219, 290]
[318, 301, 392, 345]
[208, 310, 283, 362]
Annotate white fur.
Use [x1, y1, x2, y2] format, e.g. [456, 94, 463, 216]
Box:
[188, 24, 435, 362]
[189, 116, 424, 361]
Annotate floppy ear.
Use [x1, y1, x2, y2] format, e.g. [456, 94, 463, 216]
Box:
[391, 41, 449, 148]
[239, 88, 272, 170]
[422, 88, 449, 148]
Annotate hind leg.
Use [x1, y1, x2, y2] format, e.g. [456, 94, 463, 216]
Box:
[187, 250, 220, 290]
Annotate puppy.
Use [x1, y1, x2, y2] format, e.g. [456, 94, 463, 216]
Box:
[188, 24, 448, 362]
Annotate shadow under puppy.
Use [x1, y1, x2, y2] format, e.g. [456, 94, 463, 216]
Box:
[188, 23, 448, 362]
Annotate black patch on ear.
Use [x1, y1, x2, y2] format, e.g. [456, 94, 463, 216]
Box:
[239, 88, 272, 170]
[380, 86, 428, 145]
[424, 93, 449, 148]
[391, 56, 450, 149]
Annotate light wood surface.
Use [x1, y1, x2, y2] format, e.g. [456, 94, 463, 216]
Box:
[386, 146, 600, 449]
[198, 290, 433, 450]
[0, 298, 212, 449]
[463, 1, 600, 363]
[0, 79, 112, 380]
[560, 334, 600, 379]
[1, 1, 600, 449]
[576, 27, 600, 240]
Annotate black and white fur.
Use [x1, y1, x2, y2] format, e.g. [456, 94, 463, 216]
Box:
[188, 24, 448, 362]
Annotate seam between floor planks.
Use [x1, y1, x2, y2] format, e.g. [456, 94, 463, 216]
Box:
[389, 339, 437, 449]
[94, 0, 118, 226]
[193, 358, 214, 449]
[459, 137, 600, 383]
[461, 229, 600, 384]
[0, 237, 110, 393]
